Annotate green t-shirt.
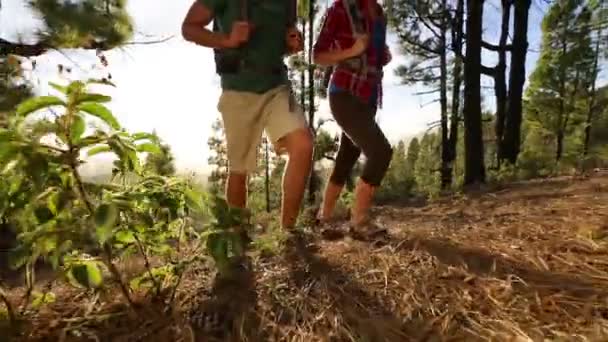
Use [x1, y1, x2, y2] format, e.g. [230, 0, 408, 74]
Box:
[198, 0, 290, 93]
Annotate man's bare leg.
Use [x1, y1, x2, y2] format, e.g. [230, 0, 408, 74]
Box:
[276, 128, 314, 230]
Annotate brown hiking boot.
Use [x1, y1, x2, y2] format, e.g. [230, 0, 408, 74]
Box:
[189, 255, 254, 336]
[315, 218, 347, 240]
[348, 218, 389, 243]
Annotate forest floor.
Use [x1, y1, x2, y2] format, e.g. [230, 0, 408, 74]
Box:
[3, 173, 608, 341]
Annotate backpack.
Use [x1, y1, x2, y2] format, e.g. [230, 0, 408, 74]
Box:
[212, 0, 297, 75]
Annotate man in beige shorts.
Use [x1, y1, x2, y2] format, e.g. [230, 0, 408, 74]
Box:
[182, 0, 313, 232]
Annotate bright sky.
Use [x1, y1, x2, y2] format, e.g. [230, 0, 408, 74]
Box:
[0, 0, 563, 176]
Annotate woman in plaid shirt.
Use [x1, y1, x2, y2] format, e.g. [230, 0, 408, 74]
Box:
[313, 0, 393, 239]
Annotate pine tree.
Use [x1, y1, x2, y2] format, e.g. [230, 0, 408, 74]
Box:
[390, 0, 453, 189]
[582, 0, 608, 157]
[1, 1, 134, 119]
[500, 0, 532, 165]
[525, 0, 595, 163]
[406, 137, 420, 175]
[462, 0, 486, 185]
[144, 133, 176, 176]
[414, 133, 441, 196]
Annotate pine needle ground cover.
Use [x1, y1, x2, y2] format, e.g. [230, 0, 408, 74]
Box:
[1, 174, 606, 341]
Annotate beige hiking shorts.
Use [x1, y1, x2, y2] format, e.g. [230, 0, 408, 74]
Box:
[217, 84, 308, 173]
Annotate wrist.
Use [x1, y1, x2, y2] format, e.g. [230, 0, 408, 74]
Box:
[341, 47, 358, 60]
[218, 34, 232, 49]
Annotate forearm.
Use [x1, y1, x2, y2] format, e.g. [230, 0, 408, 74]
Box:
[182, 24, 228, 49]
[313, 48, 355, 66]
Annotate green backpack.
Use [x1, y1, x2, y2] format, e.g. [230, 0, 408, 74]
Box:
[212, 0, 297, 75]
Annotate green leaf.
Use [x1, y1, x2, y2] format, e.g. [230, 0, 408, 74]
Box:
[66, 81, 85, 97]
[115, 230, 136, 244]
[0, 129, 15, 143]
[70, 114, 86, 143]
[185, 188, 203, 211]
[49, 82, 68, 94]
[70, 262, 103, 289]
[85, 78, 117, 87]
[75, 93, 112, 104]
[87, 145, 112, 156]
[31, 291, 56, 309]
[47, 191, 59, 215]
[136, 142, 161, 154]
[94, 203, 118, 244]
[15, 96, 66, 117]
[132, 132, 156, 141]
[77, 103, 120, 130]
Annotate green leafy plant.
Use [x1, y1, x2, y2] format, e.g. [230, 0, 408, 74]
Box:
[0, 79, 207, 315]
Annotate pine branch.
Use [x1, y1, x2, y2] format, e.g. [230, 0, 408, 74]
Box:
[0, 35, 174, 57]
[481, 41, 513, 51]
[481, 65, 497, 76]
[413, 88, 441, 96]
[0, 38, 48, 57]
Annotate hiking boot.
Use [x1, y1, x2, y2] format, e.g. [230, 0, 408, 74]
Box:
[348, 218, 389, 242]
[315, 219, 347, 240]
[190, 255, 254, 336]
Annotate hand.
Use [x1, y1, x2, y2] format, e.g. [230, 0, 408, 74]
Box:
[347, 34, 369, 58]
[384, 46, 392, 64]
[222, 21, 251, 48]
[286, 27, 303, 54]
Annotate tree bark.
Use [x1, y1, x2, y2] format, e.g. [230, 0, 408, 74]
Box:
[439, 0, 450, 189]
[500, 0, 531, 164]
[463, 0, 486, 185]
[493, 0, 511, 168]
[583, 21, 603, 156]
[446, 0, 464, 187]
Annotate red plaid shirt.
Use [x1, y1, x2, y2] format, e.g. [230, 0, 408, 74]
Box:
[313, 0, 389, 107]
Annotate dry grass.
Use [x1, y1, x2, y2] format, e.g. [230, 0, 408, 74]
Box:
[2, 174, 608, 341]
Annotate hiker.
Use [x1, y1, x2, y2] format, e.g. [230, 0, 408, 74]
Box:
[181, 1, 313, 233]
[313, 0, 393, 239]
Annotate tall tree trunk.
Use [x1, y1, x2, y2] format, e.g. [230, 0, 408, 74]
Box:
[439, 0, 450, 190]
[555, 22, 570, 163]
[494, 0, 511, 168]
[501, 0, 531, 164]
[447, 0, 464, 186]
[307, 1, 316, 205]
[463, 0, 486, 185]
[583, 22, 602, 156]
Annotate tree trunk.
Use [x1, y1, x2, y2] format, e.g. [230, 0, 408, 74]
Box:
[447, 0, 464, 186]
[583, 22, 602, 156]
[501, 0, 531, 164]
[463, 0, 486, 185]
[307, 1, 316, 205]
[494, 0, 511, 168]
[439, 0, 450, 190]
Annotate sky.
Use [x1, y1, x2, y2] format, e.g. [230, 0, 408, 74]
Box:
[0, 0, 588, 177]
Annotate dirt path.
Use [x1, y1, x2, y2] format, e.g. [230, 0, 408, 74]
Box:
[4, 175, 608, 341]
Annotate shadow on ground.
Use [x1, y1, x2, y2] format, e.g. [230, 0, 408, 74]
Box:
[279, 233, 436, 342]
[392, 237, 608, 299]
